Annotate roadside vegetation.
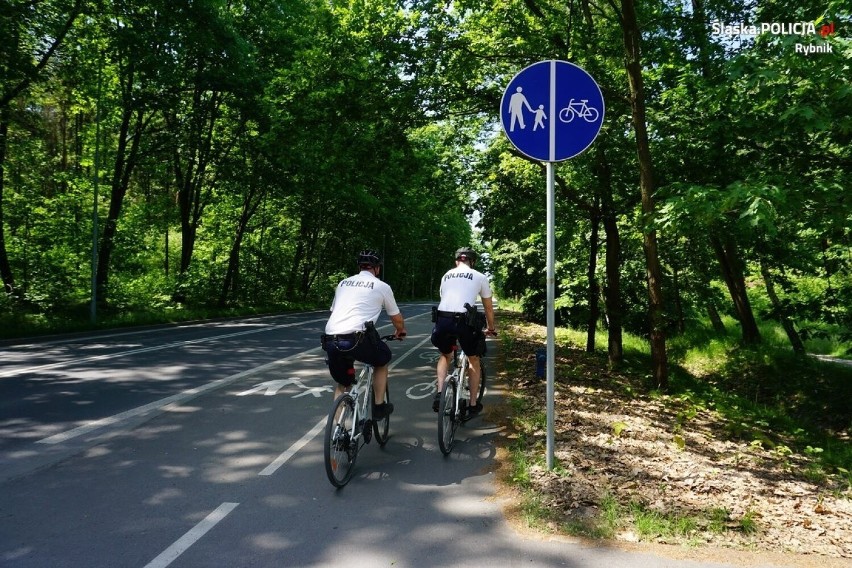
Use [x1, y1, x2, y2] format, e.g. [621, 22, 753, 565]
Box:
[493, 309, 851, 560]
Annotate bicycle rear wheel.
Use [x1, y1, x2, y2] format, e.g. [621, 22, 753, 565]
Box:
[324, 394, 358, 488]
[438, 378, 458, 455]
[373, 386, 390, 446]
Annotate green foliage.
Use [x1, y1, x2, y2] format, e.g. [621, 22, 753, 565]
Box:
[1, 0, 849, 365]
[0, 0, 476, 328]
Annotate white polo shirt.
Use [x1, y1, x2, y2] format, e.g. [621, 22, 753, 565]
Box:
[437, 264, 492, 312]
[325, 271, 401, 335]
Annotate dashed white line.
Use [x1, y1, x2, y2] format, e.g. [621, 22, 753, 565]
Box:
[259, 417, 327, 476]
[36, 348, 322, 445]
[143, 502, 239, 568]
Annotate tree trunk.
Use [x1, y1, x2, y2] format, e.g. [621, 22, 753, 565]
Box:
[171, 72, 229, 278]
[220, 229, 243, 307]
[603, 210, 623, 366]
[586, 202, 600, 353]
[598, 153, 623, 367]
[176, 180, 199, 276]
[171, 75, 242, 284]
[672, 264, 686, 333]
[620, 0, 668, 389]
[220, 184, 263, 307]
[286, 221, 308, 298]
[95, 95, 146, 305]
[164, 228, 169, 277]
[706, 300, 726, 333]
[760, 259, 805, 353]
[710, 235, 761, 344]
[300, 226, 320, 297]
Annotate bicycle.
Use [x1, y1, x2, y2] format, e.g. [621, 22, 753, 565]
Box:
[323, 334, 400, 488]
[437, 343, 487, 455]
[558, 98, 600, 123]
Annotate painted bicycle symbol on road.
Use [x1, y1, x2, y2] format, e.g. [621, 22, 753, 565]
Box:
[405, 351, 440, 399]
[558, 98, 600, 123]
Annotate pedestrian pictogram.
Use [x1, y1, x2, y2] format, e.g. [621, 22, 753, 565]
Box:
[500, 60, 605, 162]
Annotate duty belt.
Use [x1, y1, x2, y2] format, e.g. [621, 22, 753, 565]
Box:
[322, 332, 360, 341]
[436, 310, 465, 319]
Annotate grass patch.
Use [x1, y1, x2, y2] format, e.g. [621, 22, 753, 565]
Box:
[563, 493, 620, 539]
[629, 501, 698, 540]
[562, 495, 735, 543]
[738, 510, 759, 535]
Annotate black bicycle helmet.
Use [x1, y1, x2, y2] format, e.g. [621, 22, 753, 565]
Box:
[455, 247, 478, 266]
[357, 249, 382, 267]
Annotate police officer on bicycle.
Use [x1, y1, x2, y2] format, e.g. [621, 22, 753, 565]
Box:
[430, 247, 496, 417]
[322, 250, 406, 419]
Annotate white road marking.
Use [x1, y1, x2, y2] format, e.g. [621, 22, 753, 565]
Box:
[0, 318, 327, 379]
[6, 311, 326, 348]
[36, 348, 322, 445]
[142, 502, 239, 568]
[236, 377, 309, 396]
[259, 418, 326, 476]
[257, 335, 434, 476]
[390, 335, 434, 366]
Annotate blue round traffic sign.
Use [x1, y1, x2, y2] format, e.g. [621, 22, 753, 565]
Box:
[500, 60, 605, 162]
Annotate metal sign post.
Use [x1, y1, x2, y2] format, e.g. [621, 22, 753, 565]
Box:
[500, 60, 605, 469]
[545, 162, 556, 468]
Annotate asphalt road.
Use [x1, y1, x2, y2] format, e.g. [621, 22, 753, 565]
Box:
[0, 305, 765, 567]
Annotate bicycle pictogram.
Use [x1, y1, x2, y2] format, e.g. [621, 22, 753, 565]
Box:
[558, 98, 600, 123]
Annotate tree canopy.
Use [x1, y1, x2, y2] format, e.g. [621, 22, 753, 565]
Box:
[2, 0, 849, 377]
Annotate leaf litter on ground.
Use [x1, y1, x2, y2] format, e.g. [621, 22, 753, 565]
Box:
[487, 311, 851, 566]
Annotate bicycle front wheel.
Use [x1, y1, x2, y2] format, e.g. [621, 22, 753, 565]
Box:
[438, 378, 458, 455]
[373, 386, 390, 446]
[324, 394, 358, 488]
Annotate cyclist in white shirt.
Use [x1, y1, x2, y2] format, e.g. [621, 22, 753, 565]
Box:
[430, 247, 496, 417]
[322, 250, 406, 419]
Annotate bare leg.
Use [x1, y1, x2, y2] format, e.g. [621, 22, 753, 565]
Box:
[467, 355, 481, 406]
[331, 383, 351, 421]
[333, 383, 348, 400]
[373, 365, 388, 404]
[436, 352, 452, 393]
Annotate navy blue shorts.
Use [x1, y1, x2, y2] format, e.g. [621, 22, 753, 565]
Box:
[321, 336, 392, 386]
[430, 315, 486, 357]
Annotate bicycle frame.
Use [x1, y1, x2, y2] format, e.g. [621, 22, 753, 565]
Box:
[324, 333, 398, 487]
[451, 347, 470, 417]
[437, 345, 470, 455]
[344, 364, 375, 446]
